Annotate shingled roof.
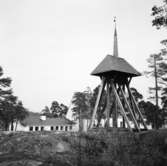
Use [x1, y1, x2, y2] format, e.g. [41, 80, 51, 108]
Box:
[91, 55, 141, 77]
[21, 112, 75, 126]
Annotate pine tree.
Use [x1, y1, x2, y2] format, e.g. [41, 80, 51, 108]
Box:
[152, 0, 167, 29]
[0, 66, 28, 130]
[146, 42, 167, 128]
[147, 53, 163, 107]
[158, 42, 167, 116]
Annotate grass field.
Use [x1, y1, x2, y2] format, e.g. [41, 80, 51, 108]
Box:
[0, 129, 167, 166]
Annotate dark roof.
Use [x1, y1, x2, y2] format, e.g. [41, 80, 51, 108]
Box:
[21, 112, 75, 126]
[91, 55, 141, 77]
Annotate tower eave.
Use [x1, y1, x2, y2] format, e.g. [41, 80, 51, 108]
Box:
[91, 55, 141, 77]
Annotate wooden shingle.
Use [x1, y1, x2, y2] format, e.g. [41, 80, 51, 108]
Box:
[91, 55, 141, 77]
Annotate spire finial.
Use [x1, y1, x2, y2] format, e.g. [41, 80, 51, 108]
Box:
[114, 16, 116, 29]
[113, 17, 118, 57]
[114, 16, 116, 23]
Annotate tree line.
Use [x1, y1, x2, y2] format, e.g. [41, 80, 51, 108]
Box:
[0, 67, 28, 131]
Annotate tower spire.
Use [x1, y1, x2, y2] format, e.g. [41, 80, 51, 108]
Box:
[113, 17, 118, 57]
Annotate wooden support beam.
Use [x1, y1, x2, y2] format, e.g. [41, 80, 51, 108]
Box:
[113, 84, 118, 128]
[112, 83, 132, 131]
[120, 85, 125, 128]
[119, 86, 140, 131]
[128, 89, 137, 121]
[89, 77, 106, 129]
[126, 85, 148, 130]
[105, 82, 111, 128]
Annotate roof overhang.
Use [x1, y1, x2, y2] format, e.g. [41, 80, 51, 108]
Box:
[91, 55, 141, 78]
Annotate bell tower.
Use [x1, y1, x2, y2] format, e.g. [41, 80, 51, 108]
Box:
[89, 19, 147, 132]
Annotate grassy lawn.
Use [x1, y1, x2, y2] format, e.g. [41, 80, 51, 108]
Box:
[0, 129, 167, 166]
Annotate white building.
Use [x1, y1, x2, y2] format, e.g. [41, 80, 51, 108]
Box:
[11, 112, 76, 132]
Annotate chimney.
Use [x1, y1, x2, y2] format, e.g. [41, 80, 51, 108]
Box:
[40, 115, 46, 121]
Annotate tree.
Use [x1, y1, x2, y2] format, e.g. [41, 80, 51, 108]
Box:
[90, 85, 107, 127]
[151, 1, 167, 126]
[139, 101, 164, 129]
[72, 91, 91, 132]
[50, 101, 68, 118]
[0, 96, 28, 131]
[128, 88, 164, 129]
[152, 0, 167, 29]
[72, 86, 107, 128]
[158, 43, 167, 111]
[0, 66, 12, 101]
[146, 42, 167, 122]
[50, 101, 62, 117]
[41, 106, 52, 117]
[0, 97, 16, 130]
[146, 53, 163, 107]
[72, 92, 90, 119]
[144, 42, 167, 129]
[131, 87, 143, 103]
[59, 104, 68, 117]
[0, 67, 15, 130]
[14, 101, 28, 131]
[0, 66, 28, 130]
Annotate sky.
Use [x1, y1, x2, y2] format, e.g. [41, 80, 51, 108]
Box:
[0, 0, 166, 112]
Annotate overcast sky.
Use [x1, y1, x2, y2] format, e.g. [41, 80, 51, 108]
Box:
[0, 0, 166, 112]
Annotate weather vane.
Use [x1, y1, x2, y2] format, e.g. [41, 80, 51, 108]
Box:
[114, 16, 116, 22]
[114, 16, 117, 28]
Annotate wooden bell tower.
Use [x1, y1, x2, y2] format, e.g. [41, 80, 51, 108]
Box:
[89, 19, 147, 132]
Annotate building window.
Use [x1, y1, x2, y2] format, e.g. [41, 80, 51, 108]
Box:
[70, 126, 72, 130]
[60, 126, 63, 130]
[35, 126, 39, 131]
[50, 126, 54, 131]
[65, 126, 68, 131]
[55, 126, 59, 130]
[29, 126, 33, 131]
[41, 126, 44, 131]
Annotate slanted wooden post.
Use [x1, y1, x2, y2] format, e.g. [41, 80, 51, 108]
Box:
[112, 83, 132, 131]
[119, 86, 140, 131]
[112, 83, 118, 128]
[105, 82, 111, 128]
[126, 85, 148, 130]
[122, 85, 126, 128]
[89, 77, 106, 128]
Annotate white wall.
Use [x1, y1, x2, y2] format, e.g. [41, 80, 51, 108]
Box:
[10, 122, 76, 132]
[16, 124, 29, 131]
[9, 122, 29, 132]
[75, 116, 152, 132]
